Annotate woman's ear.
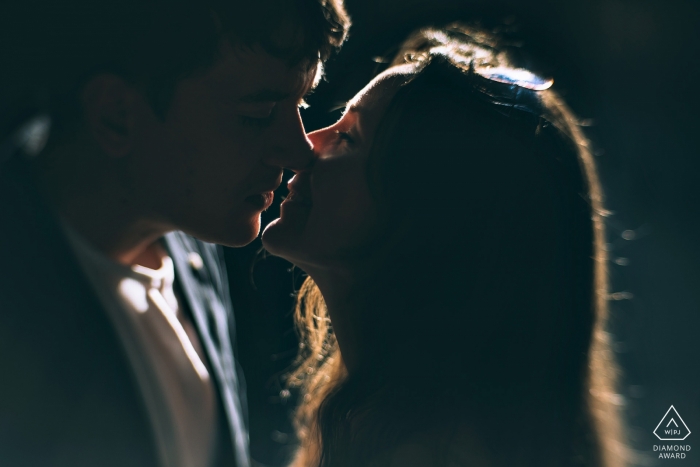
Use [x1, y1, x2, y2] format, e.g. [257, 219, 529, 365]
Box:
[80, 74, 140, 158]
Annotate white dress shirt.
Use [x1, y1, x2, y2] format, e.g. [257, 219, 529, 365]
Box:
[61, 222, 218, 467]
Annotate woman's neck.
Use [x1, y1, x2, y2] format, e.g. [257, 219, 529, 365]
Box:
[301, 265, 367, 374]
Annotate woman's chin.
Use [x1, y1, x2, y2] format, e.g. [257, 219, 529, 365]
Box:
[261, 216, 299, 258]
[261, 218, 281, 251]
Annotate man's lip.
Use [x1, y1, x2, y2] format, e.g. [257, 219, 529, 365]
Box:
[244, 191, 274, 210]
[255, 178, 283, 194]
[250, 172, 284, 195]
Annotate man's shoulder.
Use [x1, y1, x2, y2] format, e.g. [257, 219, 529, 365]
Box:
[0, 161, 160, 467]
[0, 156, 79, 286]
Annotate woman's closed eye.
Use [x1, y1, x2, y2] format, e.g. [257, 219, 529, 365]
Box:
[335, 130, 355, 145]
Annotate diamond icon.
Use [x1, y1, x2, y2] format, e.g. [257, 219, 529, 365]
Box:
[654, 405, 691, 441]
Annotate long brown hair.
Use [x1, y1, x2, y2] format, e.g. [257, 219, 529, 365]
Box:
[286, 25, 629, 467]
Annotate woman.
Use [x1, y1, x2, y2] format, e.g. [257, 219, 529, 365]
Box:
[262, 25, 629, 467]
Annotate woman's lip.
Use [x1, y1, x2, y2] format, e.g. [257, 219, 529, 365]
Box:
[279, 198, 313, 218]
[283, 190, 313, 207]
[280, 198, 312, 208]
[288, 173, 312, 192]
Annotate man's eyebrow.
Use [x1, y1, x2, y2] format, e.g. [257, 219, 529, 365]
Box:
[237, 90, 291, 103]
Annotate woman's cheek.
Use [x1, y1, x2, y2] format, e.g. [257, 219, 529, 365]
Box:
[339, 186, 377, 243]
[309, 156, 377, 250]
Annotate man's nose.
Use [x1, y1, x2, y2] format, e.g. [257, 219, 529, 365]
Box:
[305, 128, 326, 153]
[264, 107, 315, 171]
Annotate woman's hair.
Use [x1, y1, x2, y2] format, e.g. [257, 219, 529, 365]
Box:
[287, 24, 629, 467]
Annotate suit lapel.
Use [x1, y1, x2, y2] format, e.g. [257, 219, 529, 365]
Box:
[0, 156, 159, 466]
[164, 232, 250, 467]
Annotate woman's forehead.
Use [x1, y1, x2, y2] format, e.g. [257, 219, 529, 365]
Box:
[345, 64, 415, 114]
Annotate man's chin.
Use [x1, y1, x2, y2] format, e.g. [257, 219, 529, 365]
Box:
[182, 217, 261, 247]
[222, 219, 261, 247]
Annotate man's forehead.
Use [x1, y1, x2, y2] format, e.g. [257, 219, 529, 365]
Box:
[210, 42, 318, 101]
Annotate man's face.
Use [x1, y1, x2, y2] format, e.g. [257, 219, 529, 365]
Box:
[130, 41, 317, 246]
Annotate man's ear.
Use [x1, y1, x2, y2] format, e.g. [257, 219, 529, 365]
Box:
[81, 74, 141, 158]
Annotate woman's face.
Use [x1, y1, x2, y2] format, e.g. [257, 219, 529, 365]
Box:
[262, 67, 411, 270]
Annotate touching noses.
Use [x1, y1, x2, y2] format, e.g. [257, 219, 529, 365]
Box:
[265, 106, 315, 171]
[306, 127, 332, 158]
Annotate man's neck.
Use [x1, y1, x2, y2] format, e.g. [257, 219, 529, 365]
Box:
[61, 202, 169, 268]
[32, 155, 171, 268]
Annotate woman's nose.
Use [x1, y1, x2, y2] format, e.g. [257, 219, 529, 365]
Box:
[306, 127, 331, 156]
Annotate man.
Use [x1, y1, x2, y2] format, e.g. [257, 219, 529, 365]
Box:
[0, 1, 349, 466]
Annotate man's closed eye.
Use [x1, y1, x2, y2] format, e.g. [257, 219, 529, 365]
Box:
[240, 114, 275, 128]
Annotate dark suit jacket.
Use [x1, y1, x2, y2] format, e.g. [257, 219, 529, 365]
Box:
[0, 155, 250, 467]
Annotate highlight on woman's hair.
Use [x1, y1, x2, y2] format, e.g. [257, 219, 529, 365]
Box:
[284, 23, 632, 467]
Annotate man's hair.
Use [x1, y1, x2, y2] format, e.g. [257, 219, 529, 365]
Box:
[0, 0, 350, 143]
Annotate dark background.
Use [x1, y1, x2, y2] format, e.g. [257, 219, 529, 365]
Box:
[226, 1, 700, 466]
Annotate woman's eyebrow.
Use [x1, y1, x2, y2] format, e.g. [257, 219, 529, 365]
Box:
[343, 101, 369, 117]
[341, 106, 365, 141]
